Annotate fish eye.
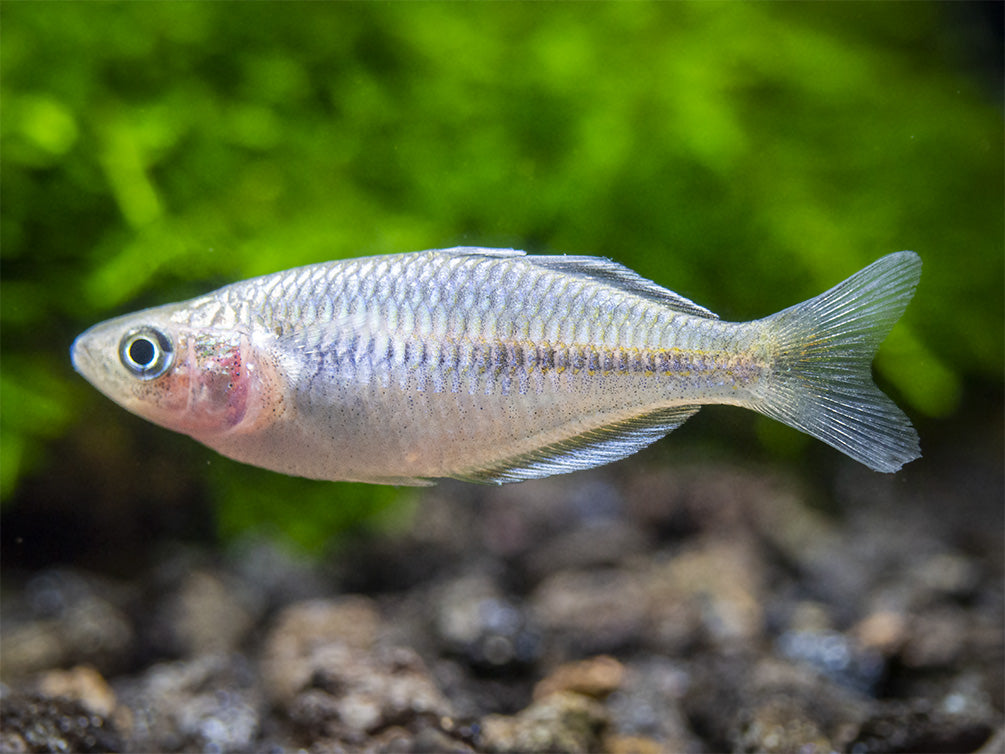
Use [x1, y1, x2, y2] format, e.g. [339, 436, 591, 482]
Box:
[119, 327, 174, 379]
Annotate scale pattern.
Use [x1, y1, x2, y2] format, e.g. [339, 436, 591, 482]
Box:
[71, 248, 922, 483]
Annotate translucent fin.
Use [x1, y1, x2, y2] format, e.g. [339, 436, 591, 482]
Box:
[449, 405, 700, 484]
[435, 246, 527, 259]
[527, 256, 719, 319]
[752, 251, 922, 472]
[355, 475, 435, 487]
[443, 247, 718, 319]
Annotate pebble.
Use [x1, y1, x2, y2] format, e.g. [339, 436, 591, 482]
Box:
[264, 625, 454, 747]
[433, 573, 541, 672]
[850, 698, 997, 754]
[852, 610, 907, 655]
[0, 571, 133, 679]
[736, 696, 835, 754]
[606, 656, 699, 751]
[34, 665, 117, 718]
[479, 691, 608, 753]
[602, 734, 670, 754]
[533, 655, 625, 701]
[115, 653, 261, 754]
[645, 536, 765, 651]
[684, 655, 869, 753]
[900, 606, 970, 668]
[776, 628, 885, 695]
[0, 692, 123, 754]
[260, 596, 384, 704]
[167, 569, 258, 656]
[531, 569, 649, 656]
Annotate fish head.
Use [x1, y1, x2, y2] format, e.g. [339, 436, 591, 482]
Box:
[71, 305, 281, 439]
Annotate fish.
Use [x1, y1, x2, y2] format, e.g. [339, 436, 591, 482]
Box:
[71, 247, 922, 485]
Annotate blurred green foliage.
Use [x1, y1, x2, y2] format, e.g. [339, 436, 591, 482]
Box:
[2, 3, 1001, 547]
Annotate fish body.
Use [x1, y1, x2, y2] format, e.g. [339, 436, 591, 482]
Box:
[71, 248, 922, 484]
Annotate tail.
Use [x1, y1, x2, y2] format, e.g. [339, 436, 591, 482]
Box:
[751, 251, 922, 472]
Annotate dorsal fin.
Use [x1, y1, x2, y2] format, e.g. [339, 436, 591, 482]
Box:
[433, 246, 527, 259]
[439, 247, 718, 319]
[449, 405, 701, 484]
[524, 255, 718, 319]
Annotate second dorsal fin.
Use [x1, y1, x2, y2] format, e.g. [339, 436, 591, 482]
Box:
[440, 247, 718, 319]
[523, 255, 718, 319]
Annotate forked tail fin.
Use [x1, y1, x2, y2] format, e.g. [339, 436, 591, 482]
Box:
[751, 251, 922, 472]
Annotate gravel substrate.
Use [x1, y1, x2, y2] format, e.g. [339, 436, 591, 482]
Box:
[1, 451, 1001, 753]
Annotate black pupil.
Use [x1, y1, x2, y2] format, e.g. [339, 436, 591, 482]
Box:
[129, 337, 156, 367]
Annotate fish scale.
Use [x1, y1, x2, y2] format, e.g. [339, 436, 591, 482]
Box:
[71, 247, 921, 484]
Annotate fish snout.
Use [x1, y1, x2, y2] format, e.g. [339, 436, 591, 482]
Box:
[70, 332, 95, 379]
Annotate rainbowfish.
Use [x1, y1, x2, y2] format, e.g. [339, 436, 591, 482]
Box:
[71, 248, 921, 484]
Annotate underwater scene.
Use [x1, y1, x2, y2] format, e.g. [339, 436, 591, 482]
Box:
[1, 3, 1002, 752]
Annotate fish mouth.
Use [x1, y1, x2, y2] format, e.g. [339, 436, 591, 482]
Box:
[70, 328, 123, 406]
[70, 332, 96, 380]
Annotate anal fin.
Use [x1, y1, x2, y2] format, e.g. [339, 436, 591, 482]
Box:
[450, 405, 701, 484]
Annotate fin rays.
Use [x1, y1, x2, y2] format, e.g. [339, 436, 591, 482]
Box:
[751, 251, 922, 472]
[449, 405, 700, 484]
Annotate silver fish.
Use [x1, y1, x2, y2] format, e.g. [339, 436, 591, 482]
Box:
[71, 248, 921, 484]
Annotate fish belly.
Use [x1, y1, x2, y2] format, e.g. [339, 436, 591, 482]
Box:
[210, 334, 759, 483]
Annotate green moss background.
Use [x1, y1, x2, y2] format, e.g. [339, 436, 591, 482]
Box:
[2, 2, 1001, 554]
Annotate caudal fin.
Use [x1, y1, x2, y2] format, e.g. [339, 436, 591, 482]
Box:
[751, 252, 922, 472]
